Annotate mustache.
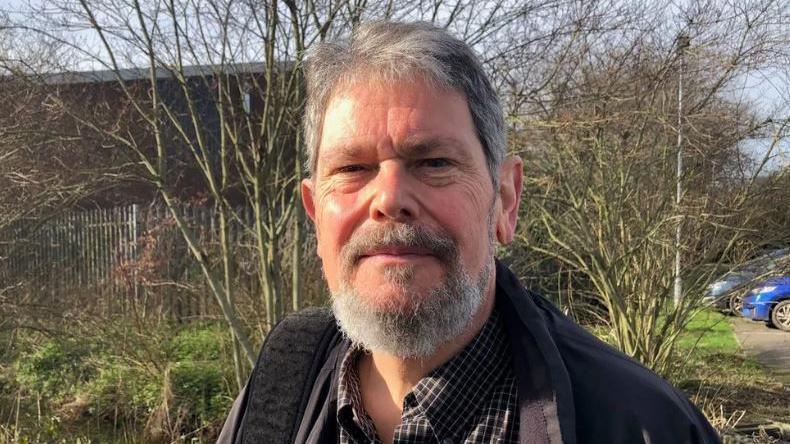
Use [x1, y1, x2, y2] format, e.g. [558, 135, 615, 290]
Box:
[340, 224, 457, 269]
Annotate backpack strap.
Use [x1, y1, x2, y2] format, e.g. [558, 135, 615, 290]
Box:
[236, 307, 340, 443]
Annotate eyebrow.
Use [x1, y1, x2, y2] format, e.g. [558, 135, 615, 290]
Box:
[319, 135, 473, 171]
[399, 135, 466, 154]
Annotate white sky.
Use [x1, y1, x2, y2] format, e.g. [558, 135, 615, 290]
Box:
[730, 69, 790, 173]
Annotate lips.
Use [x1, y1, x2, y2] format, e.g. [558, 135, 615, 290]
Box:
[360, 246, 434, 258]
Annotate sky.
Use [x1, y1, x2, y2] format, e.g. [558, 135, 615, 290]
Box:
[730, 69, 790, 173]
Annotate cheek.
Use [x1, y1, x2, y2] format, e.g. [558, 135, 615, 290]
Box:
[315, 193, 361, 262]
[425, 186, 494, 265]
[428, 196, 487, 242]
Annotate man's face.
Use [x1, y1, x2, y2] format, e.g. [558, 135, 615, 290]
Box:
[302, 77, 520, 325]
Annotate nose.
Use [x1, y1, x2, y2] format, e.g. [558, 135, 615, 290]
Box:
[369, 161, 419, 223]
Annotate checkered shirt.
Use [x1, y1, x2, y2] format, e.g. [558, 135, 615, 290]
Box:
[337, 308, 518, 443]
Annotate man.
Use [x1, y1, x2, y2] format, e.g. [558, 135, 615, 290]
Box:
[220, 21, 720, 444]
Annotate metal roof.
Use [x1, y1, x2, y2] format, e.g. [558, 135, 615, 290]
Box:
[37, 62, 271, 85]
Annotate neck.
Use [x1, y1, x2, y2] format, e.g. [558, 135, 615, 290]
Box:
[356, 276, 496, 442]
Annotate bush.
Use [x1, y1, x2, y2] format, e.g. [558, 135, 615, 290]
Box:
[84, 359, 161, 419]
[168, 323, 225, 362]
[168, 324, 233, 428]
[15, 337, 97, 400]
[7, 322, 235, 441]
[170, 361, 227, 425]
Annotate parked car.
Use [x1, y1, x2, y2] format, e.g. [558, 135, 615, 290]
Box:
[702, 248, 789, 314]
[741, 276, 790, 331]
[702, 272, 754, 313]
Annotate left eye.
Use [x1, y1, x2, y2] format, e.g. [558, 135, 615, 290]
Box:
[417, 158, 451, 168]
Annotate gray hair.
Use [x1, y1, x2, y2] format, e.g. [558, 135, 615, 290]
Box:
[303, 21, 506, 185]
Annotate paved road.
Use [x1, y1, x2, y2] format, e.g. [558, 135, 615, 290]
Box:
[731, 316, 790, 382]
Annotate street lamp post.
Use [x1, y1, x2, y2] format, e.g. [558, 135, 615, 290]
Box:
[674, 34, 690, 307]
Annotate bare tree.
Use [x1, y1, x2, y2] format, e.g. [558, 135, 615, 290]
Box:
[7, 0, 785, 379]
[504, 0, 790, 374]
[3, 0, 560, 388]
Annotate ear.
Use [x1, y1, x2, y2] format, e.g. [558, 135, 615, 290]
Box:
[301, 178, 317, 226]
[494, 155, 523, 245]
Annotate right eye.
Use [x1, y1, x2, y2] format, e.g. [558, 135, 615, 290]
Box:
[334, 164, 367, 174]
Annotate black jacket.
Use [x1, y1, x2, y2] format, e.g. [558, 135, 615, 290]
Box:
[219, 260, 720, 443]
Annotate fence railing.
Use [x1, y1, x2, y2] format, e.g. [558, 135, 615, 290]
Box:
[3, 205, 139, 290]
[0, 203, 256, 319]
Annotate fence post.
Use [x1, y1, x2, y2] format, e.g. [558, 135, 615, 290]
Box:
[91, 209, 98, 305]
[132, 204, 139, 303]
[102, 208, 109, 314]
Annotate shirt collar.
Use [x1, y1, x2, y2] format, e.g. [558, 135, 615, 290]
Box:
[337, 345, 379, 442]
[410, 308, 510, 440]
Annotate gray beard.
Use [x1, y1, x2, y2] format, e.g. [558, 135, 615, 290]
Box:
[330, 223, 492, 359]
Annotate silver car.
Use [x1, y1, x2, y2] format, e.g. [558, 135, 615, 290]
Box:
[702, 248, 789, 314]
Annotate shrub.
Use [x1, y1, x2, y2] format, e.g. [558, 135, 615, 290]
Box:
[167, 324, 233, 427]
[83, 359, 161, 419]
[168, 323, 225, 362]
[7, 322, 234, 441]
[170, 361, 227, 425]
[15, 337, 97, 400]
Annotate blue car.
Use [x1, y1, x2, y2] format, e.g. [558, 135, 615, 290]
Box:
[741, 276, 790, 331]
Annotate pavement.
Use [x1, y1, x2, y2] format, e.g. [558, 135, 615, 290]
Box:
[730, 316, 790, 383]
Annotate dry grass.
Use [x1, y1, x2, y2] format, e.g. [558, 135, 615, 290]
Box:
[672, 310, 790, 441]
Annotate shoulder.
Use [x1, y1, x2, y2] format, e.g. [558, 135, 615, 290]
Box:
[529, 293, 720, 443]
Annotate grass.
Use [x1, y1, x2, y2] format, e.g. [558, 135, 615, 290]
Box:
[675, 309, 740, 354]
[671, 310, 790, 428]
